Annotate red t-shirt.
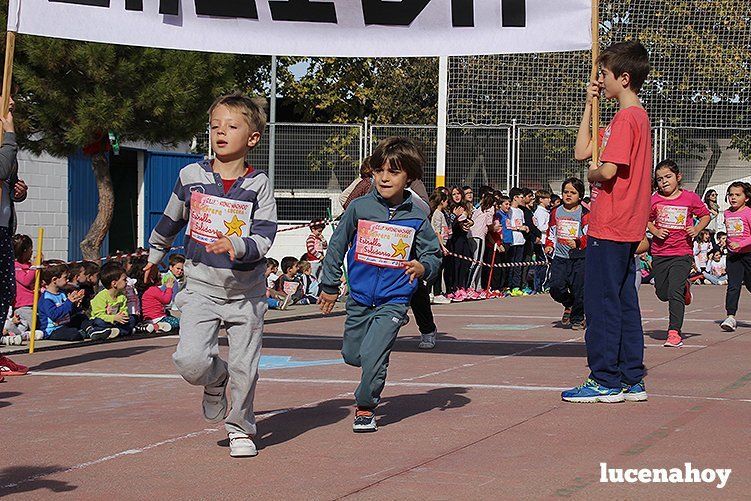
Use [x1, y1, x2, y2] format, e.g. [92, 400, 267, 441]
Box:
[589, 106, 653, 242]
[221, 166, 254, 194]
[650, 190, 710, 256]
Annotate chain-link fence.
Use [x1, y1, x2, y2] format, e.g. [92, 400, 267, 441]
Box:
[198, 123, 363, 222]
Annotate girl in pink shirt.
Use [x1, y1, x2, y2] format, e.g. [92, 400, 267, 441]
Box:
[647, 160, 710, 347]
[720, 182, 751, 332]
[133, 262, 180, 333]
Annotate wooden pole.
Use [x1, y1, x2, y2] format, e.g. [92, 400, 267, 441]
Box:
[1, 31, 16, 144]
[28, 227, 44, 354]
[590, 0, 600, 165]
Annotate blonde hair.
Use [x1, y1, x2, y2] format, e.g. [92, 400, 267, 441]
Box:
[209, 92, 268, 134]
[297, 260, 311, 273]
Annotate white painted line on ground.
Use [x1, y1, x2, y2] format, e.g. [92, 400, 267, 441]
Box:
[1, 388, 352, 491]
[27, 372, 751, 403]
[432, 313, 742, 324]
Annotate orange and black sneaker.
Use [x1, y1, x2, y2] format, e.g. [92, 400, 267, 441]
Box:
[353, 407, 377, 433]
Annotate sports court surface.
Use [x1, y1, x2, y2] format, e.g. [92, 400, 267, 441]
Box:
[1, 286, 749, 499]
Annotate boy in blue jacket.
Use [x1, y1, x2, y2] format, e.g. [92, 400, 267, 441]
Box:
[319, 137, 441, 433]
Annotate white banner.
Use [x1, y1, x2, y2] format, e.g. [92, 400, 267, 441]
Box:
[8, 0, 592, 57]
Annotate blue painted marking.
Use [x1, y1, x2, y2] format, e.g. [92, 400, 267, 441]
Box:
[259, 355, 343, 370]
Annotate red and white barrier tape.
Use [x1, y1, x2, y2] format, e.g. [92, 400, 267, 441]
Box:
[445, 251, 549, 269]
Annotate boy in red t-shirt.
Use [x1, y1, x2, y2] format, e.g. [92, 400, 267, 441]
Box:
[563, 41, 653, 403]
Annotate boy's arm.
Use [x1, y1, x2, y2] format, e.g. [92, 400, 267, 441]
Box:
[148, 176, 189, 266]
[579, 210, 590, 248]
[413, 218, 442, 284]
[0, 132, 18, 180]
[319, 203, 358, 295]
[545, 211, 557, 252]
[229, 175, 277, 263]
[590, 117, 633, 183]
[90, 293, 116, 323]
[574, 82, 599, 161]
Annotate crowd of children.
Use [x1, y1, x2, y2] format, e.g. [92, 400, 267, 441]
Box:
[1, 241, 184, 346]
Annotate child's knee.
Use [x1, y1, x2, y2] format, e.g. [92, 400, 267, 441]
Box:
[341, 348, 361, 367]
[172, 351, 213, 385]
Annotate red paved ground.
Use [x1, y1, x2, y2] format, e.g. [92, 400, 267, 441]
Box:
[1, 286, 749, 499]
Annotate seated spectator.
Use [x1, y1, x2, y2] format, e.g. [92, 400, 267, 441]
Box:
[10, 234, 42, 340]
[132, 259, 180, 333]
[265, 258, 291, 310]
[89, 262, 136, 338]
[38, 261, 91, 341]
[275, 256, 304, 305]
[297, 260, 320, 304]
[703, 250, 728, 285]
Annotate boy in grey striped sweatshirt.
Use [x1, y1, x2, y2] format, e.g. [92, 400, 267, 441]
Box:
[145, 93, 277, 457]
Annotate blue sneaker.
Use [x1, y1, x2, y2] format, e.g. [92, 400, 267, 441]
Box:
[561, 378, 625, 403]
[622, 380, 648, 402]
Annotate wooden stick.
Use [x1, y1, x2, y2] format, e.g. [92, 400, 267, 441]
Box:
[590, 0, 600, 165]
[1, 31, 16, 145]
[29, 227, 44, 354]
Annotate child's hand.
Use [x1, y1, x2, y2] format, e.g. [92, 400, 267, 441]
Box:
[0, 98, 15, 133]
[585, 80, 601, 105]
[562, 239, 577, 249]
[11, 314, 20, 325]
[652, 227, 669, 240]
[686, 226, 699, 239]
[404, 260, 425, 284]
[729, 242, 740, 250]
[441, 245, 449, 256]
[106, 304, 114, 315]
[206, 231, 235, 261]
[521, 225, 529, 233]
[165, 277, 175, 288]
[318, 292, 338, 314]
[545, 246, 554, 256]
[113, 312, 127, 324]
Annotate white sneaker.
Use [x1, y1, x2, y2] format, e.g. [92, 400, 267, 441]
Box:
[418, 330, 437, 350]
[1, 335, 22, 346]
[107, 328, 120, 339]
[228, 432, 258, 457]
[34, 330, 44, 340]
[432, 295, 451, 305]
[720, 316, 736, 332]
[156, 322, 172, 332]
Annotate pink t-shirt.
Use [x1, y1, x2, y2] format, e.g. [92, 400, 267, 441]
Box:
[141, 285, 174, 321]
[14, 261, 36, 308]
[650, 190, 710, 256]
[470, 207, 495, 239]
[589, 107, 653, 242]
[724, 205, 751, 254]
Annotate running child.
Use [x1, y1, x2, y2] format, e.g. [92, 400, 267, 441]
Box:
[564, 40, 653, 403]
[647, 160, 710, 347]
[545, 178, 589, 331]
[720, 182, 751, 331]
[145, 93, 277, 457]
[318, 136, 441, 432]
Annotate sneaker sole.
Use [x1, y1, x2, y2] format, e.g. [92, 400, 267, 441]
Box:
[353, 425, 378, 433]
[229, 447, 258, 458]
[624, 392, 648, 402]
[720, 324, 735, 332]
[418, 343, 436, 350]
[663, 341, 683, 347]
[561, 394, 625, 403]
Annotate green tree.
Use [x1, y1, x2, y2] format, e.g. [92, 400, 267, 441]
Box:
[2, 8, 234, 259]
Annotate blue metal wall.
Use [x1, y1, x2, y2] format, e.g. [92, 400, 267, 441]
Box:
[68, 151, 109, 261]
[144, 151, 203, 252]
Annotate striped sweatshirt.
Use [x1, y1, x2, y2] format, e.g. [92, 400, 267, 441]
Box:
[148, 159, 277, 300]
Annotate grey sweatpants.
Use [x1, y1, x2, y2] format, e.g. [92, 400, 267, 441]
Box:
[342, 298, 409, 409]
[172, 288, 266, 436]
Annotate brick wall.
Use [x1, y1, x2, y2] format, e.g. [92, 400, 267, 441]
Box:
[14, 151, 69, 260]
